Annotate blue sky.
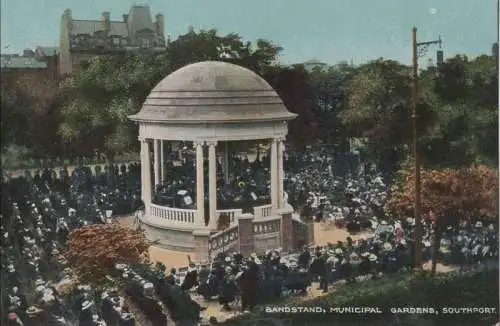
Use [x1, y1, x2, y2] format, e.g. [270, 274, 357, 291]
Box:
[1, 0, 498, 65]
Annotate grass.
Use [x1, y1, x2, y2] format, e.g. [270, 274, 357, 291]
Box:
[220, 269, 499, 326]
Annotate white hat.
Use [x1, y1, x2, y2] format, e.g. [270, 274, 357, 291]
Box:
[334, 248, 342, 255]
[361, 252, 370, 258]
[383, 243, 393, 251]
[381, 220, 388, 225]
[368, 254, 377, 262]
[82, 300, 93, 310]
[475, 221, 483, 228]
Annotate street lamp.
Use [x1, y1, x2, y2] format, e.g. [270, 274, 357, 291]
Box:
[411, 27, 442, 272]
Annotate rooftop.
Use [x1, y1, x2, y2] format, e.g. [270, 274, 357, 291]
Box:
[0, 56, 48, 69]
[130, 61, 297, 123]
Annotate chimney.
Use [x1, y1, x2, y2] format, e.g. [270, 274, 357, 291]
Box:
[23, 49, 35, 57]
[155, 13, 164, 36]
[62, 9, 72, 31]
[101, 11, 110, 34]
[123, 14, 129, 23]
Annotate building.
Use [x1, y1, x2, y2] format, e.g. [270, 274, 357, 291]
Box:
[1, 47, 59, 85]
[59, 5, 166, 75]
[492, 42, 498, 62]
[128, 61, 312, 260]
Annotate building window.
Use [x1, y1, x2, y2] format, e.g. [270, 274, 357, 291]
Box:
[141, 39, 150, 48]
[112, 37, 120, 47]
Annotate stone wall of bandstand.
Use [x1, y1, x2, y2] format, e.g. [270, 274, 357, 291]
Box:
[138, 203, 314, 262]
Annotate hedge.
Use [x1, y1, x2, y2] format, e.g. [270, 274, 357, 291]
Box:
[221, 270, 499, 326]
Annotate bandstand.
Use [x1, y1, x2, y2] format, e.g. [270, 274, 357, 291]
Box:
[129, 61, 313, 261]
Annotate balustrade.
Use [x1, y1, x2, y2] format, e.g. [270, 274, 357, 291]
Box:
[208, 225, 239, 254]
[145, 204, 198, 226]
[253, 218, 281, 235]
[253, 204, 272, 219]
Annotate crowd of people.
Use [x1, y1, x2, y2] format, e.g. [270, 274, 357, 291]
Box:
[1, 164, 145, 325]
[152, 150, 271, 217]
[1, 145, 498, 325]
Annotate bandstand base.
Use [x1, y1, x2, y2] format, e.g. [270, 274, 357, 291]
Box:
[140, 220, 196, 252]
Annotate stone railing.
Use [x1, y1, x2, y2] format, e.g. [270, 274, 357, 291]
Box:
[215, 209, 243, 224]
[146, 204, 198, 227]
[253, 217, 281, 235]
[208, 224, 239, 257]
[253, 204, 272, 219]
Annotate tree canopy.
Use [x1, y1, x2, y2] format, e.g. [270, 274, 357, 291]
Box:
[2, 28, 497, 173]
[65, 224, 150, 285]
[386, 163, 498, 273]
[386, 164, 498, 224]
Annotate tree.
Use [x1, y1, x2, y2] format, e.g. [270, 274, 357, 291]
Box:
[167, 28, 282, 75]
[386, 163, 498, 274]
[64, 224, 150, 284]
[58, 53, 159, 160]
[1, 72, 61, 158]
[58, 30, 283, 159]
[309, 62, 355, 146]
[420, 55, 498, 167]
[264, 65, 319, 148]
[339, 59, 422, 174]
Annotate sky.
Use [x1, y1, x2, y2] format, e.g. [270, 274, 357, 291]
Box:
[1, 0, 498, 65]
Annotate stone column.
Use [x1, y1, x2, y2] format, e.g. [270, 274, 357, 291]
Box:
[194, 141, 205, 227]
[224, 142, 230, 184]
[140, 138, 152, 205]
[153, 139, 160, 187]
[160, 140, 165, 183]
[270, 138, 279, 212]
[237, 214, 255, 256]
[193, 229, 211, 262]
[278, 207, 294, 252]
[277, 137, 285, 209]
[208, 141, 218, 230]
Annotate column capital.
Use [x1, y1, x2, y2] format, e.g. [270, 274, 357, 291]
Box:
[206, 140, 218, 147]
[272, 136, 285, 143]
[193, 140, 205, 147]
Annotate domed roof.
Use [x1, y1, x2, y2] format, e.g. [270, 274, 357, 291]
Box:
[129, 61, 297, 123]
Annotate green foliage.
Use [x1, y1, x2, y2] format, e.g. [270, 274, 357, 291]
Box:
[222, 271, 499, 326]
[56, 29, 284, 158]
[338, 55, 498, 172]
[421, 55, 498, 167]
[2, 26, 496, 170]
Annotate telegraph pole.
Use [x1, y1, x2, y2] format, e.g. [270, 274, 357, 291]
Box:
[411, 27, 442, 271]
